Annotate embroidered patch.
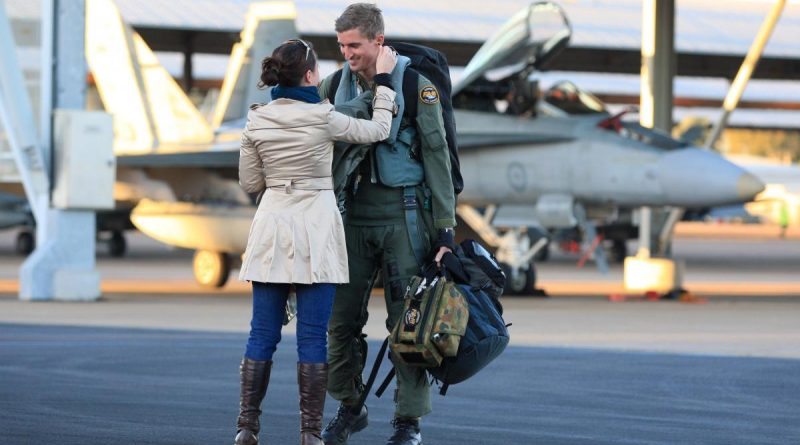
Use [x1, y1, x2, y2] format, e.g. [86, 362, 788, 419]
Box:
[420, 86, 439, 104]
[404, 308, 420, 330]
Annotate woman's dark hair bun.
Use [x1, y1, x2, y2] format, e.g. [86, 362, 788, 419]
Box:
[259, 57, 282, 88]
[257, 40, 316, 89]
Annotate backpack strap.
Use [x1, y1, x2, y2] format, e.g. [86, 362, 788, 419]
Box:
[403, 68, 419, 119]
[327, 69, 343, 104]
[399, 69, 425, 266]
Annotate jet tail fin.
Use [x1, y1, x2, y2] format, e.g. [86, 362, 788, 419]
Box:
[85, 0, 214, 154]
[212, 2, 299, 128]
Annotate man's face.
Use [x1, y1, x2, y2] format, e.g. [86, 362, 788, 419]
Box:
[336, 28, 384, 74]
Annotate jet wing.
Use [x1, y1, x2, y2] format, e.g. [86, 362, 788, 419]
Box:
[116, 132, 575, 167]
[458, 133, 574, 149]
[116, 150, 239, 168]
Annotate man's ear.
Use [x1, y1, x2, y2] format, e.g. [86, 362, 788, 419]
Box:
[374, 34, 385, 45]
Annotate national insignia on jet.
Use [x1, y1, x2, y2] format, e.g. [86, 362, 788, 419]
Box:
[420, 86, 439, 104]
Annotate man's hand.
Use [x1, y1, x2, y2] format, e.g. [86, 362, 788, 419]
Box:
[433, 228, 456, 268]
[376, 46, 397, 74]
[434, 246, 452, 268]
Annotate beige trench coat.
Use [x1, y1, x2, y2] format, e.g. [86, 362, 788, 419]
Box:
[238, 86, 397, 284]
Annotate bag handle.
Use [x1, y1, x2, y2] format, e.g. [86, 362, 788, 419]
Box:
[440, 251, 468, 284]
[419, 252, 468, 285]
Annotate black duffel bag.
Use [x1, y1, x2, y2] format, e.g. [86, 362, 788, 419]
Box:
[428, 240, 510, 394]
[363, 240, 510, 405]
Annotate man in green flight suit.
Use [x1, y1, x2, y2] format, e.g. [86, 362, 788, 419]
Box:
[318, 4, 457, 445]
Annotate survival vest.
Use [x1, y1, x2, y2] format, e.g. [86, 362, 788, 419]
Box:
[326, 42, 463, 196]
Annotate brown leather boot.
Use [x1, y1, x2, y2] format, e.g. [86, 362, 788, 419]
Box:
[298, 362, 328, 445]
[235, 358, 272, 445]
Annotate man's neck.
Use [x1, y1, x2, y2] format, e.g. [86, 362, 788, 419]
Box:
[354, 72, 373, 89]
[359, 67, 378, 82]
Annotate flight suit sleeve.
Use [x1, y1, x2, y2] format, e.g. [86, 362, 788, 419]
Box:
[416, 76, 456, 229]
[238, 126, 265, 194]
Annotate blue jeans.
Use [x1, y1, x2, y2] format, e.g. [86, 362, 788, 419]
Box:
[245, 282, 335, 363]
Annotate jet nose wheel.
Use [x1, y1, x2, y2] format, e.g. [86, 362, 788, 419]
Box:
[193, 250, 231, 288]
[500, 262, 537, 296]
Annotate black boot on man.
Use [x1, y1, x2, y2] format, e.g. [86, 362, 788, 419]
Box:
[386, 417, 422, 445]
[235, 358, 272, 445]
[321, 402, 368, 445]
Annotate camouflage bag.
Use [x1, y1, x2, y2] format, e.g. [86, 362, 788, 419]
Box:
[389, 265, 469, 367]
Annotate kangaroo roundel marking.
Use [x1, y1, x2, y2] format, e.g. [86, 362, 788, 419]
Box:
[507, 162, 527, 193]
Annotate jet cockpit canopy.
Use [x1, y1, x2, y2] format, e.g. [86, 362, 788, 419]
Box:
[453, 1, 571, 97]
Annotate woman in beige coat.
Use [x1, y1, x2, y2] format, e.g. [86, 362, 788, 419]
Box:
[234, 39, 397, 445]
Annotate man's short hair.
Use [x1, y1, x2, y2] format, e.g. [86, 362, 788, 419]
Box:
[335, 3, 384, 40]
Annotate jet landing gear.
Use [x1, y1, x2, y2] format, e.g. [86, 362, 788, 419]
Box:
[604, 239, 628, 264]
[95, 230, 128, 257]
[193, 250, 231, 288]
[108, 231, 127, 258]
[15, 230, 35, 256]
[500, 261, 538, 296]
[456, 205, 547, 296]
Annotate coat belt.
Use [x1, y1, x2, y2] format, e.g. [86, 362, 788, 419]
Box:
[264, 177, 333, 193]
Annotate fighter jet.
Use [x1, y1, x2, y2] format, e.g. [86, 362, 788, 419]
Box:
[126, 1, 764, 292]
[446, 2, 764, 293]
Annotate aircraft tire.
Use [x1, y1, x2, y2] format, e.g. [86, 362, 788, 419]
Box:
[109, 231, 127, 258]
[607, 239, 628, 263]
[500, 262, 536, 296]
[16, 231, 35, 256]
[193, 250, 230, 288]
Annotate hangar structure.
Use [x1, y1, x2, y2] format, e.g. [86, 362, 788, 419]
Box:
[1, 0, 798, 300]
[6, 0, 800, 83]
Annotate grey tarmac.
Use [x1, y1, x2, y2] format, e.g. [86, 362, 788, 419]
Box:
[0, 225, 799, 444]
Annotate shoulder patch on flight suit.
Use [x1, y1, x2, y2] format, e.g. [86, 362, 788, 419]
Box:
[419, 86, 439, 104]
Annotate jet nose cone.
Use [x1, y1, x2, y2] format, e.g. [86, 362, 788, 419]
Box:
[658, 148, 763, 207]
[737, 172, 765, 201]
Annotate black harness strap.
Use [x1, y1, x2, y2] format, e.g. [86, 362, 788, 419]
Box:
[354, 337, 390, 412]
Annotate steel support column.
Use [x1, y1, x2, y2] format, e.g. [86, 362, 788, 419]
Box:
[182, 32, 194, 92]
[704, 0, 786, 151]
[638, 0, 675, 258]
[19, 0, 101, 301]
